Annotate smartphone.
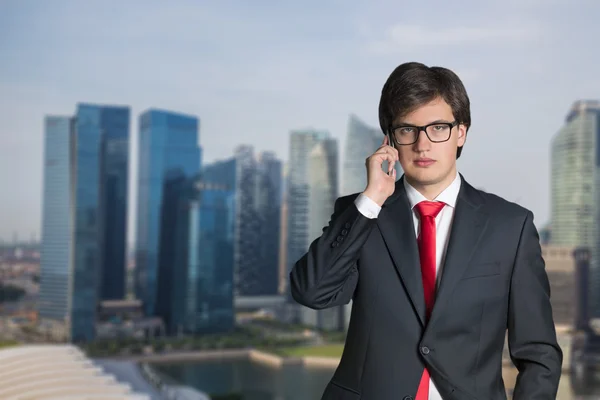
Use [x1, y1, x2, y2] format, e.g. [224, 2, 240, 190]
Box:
[387, 133, 394, 176]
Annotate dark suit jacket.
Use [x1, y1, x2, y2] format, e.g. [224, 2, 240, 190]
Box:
[290, 175, 563, 400]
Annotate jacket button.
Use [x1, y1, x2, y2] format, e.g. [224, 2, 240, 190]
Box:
[331, 242, 339, 248]
[345, 222, 351, 228]
[336, 235, 343, 242]
[341, 229, 348, 235]
[403, 396, 414, 400]
[421, 346, 430, 355]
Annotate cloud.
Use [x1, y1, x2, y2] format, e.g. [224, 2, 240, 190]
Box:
[367, 23, 544, 55]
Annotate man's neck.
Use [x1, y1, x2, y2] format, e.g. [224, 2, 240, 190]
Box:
[406, 168, 458, 201]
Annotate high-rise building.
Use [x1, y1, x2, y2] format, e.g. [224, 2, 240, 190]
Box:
[256, 151, 282, 296]
[286, 130, 325, 294]
[305, 137, 345, 331]
[192, 180, 235, 333]
[232, 146, 261, 296]
[39, 116, 74, 333]
[574, 247, 591, 331]
[550, 100, 600, 315]
[279, 163, 289, 295]
[203, 147, 282, 297]
[98, 106, 130, 301]
[308, 139, 338, 245]
[154, 174, 235, 334]
[39, 104, 130, 342]
[342, 114, 401, 197]
[550, 100, 600, 247]
[135, 110, 201, 318]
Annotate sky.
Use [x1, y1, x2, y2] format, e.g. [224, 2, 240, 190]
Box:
[1, 0, 599, 243]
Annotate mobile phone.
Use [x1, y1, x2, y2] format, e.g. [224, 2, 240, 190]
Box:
[387, 133, 394, 176]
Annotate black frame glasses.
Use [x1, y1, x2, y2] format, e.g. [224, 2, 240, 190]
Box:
[389, 121, 459, 145]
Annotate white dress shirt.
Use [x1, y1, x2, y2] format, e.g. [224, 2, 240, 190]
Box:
[354, 172, 462, 400]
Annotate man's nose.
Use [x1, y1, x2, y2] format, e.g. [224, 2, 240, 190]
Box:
[413, 128, 431, 150]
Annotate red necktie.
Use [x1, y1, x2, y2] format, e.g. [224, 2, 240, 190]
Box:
[414, 201, 445, 400]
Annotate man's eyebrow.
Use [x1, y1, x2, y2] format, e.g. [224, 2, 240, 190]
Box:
[394, 119, 451, 126]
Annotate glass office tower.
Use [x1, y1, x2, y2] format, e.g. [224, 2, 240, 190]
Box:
[39, 116, 74, 327]
[204, 149, 282, 298]
[155, 175, 235, 334]
[135, 110, 201, 318]
[39, 103, 130, 342]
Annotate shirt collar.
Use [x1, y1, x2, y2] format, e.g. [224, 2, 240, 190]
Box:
[403, 171, 461, 209]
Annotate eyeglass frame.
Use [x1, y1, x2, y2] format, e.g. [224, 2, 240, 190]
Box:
[388, 120, 460, 146]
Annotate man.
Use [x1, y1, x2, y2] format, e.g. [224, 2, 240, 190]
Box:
[289, 62, 562, 399]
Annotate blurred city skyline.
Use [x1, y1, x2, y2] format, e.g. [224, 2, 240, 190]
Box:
[2, 0, 600, 241]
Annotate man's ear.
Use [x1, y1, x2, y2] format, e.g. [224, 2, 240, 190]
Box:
[457, 124, 468, 147]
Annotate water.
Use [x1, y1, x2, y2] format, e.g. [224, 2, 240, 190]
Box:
[152, 359, 598, 400]
[154, 358, 332, 400]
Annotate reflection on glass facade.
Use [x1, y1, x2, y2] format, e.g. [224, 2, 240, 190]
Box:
[154, 172, 193, 334]
[99, 107, 130, 301]
[39, 116, 74, 322]
[154, 176, 235, 334]
[135, 110, 201, 318]
[39, 104, 130, 342]
[70, 104, 104, 341]
[204, 148, 282, 297]
[255, 151, 282, 296]
[72, 104, 130, 341]
[189, 180, 235, 333]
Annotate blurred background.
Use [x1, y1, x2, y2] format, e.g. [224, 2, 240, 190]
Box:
[1, 0, 600, 399]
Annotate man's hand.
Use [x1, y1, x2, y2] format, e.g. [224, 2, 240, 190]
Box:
[363, 135, 399, 206]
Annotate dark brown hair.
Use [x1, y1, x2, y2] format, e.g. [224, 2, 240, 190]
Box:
[378, 62, 471, 158]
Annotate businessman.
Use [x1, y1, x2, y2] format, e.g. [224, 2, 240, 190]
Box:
[290, 62, 562, 399]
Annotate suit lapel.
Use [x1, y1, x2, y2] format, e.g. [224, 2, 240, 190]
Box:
[377, 178, 426, 327]
[427, 179, 490, 329]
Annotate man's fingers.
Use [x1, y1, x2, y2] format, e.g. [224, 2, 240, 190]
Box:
[374, 146, 399, 161]
[370, 152, 396, 171]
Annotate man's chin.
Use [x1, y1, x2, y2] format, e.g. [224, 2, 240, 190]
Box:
[404, 170, 441, 186]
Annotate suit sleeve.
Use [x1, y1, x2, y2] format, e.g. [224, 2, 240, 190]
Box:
[508, 211, 563, 399]
[289, 196, 378, 310]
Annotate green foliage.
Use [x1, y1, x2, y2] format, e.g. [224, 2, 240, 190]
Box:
[0, 340, 19, 349]
[79, 326, 308, 357]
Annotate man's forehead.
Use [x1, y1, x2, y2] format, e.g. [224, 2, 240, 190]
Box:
[392, 98, 454, 124]
[393, 114, 454, 125]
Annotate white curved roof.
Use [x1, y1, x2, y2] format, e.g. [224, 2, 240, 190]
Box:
[0, 345, 151, 400]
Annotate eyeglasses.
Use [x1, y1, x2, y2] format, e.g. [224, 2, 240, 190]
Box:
[389, 121, 459, 145]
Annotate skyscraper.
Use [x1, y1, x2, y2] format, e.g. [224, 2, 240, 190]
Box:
[135, 110, 201, 318]
[153, 174, 235, 335]
[306, 137, 345, 330]
[255, 151, 283, 296]
[192, 179, 235, 333]
[550, 100, 600, 315]
[232, 146, 261, 296]
[98, 106, 129, 301]
[279, 163, 289, 295]
[286, 130, 324, 293]
[550, 101, 600, 248]
[203, 147, 282, 297]
[39, 116, 74, 334]
[342, 114, 401, 197]
[39, 104, 130, 342]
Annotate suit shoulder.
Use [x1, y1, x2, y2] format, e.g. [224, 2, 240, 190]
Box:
[335, 193, 360, 209]
[477, 189, 532, 219]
